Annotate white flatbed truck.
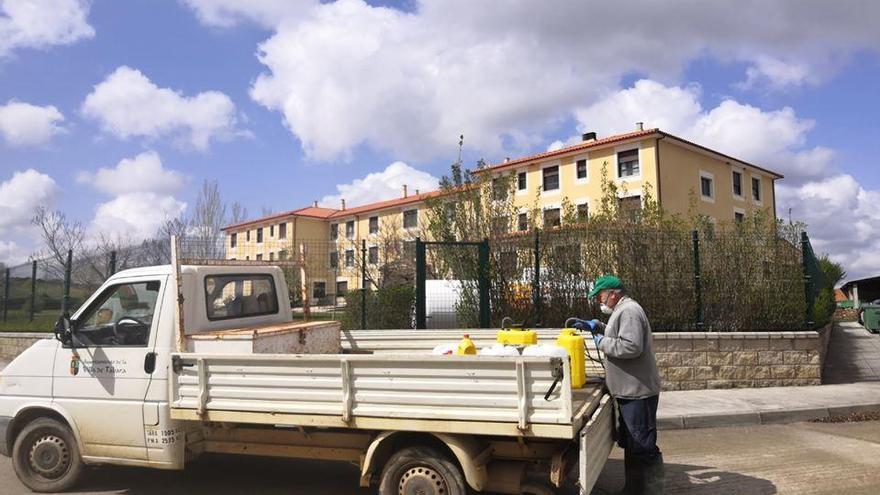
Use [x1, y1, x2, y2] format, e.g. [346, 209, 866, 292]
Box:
[0, 256, 613, 494]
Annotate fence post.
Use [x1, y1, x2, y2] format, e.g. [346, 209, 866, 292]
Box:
[361, 239, 367, 330]
[801, 231, 814, 328]
[61, 250, 73, 317]
[415, 237, 426, 329]
[2, 268, 9, 322]
[532, 230, 542, 327]
[692, 231, 704, 330]
[109, 250, 117, 276]
[29, 260, 37, 322]
[478, 238, 490, 329]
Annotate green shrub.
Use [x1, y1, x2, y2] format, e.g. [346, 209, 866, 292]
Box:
[341, 285, 415, 330]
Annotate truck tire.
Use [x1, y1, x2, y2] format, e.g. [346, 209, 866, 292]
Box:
[379, 446, 468, 495]
[12, 417, 84, 493]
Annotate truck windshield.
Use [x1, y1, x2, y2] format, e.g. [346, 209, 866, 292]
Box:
[205, 274, 279, 321]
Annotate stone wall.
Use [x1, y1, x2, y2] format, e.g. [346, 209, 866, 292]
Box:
[0, 332, 52, 361]
[654, 329, 828, 390]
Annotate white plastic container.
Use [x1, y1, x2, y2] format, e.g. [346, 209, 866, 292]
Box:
[431, 343, 458, 355]
[478, 344, 521, 357]
[521, 344, 569, 358]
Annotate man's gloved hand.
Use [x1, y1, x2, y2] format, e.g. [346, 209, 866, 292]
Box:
[590, 319, 606, 333]
[571, 318, 596, 332]
[592, 334, 603, 347]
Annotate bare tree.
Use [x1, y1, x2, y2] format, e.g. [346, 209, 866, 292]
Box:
[187, 180, 227, 259]
[141, 217, 188, 264]
[229, 201, 248, 225]
[31, 206, 86, 280]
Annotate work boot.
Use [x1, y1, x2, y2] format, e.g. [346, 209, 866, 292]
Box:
[615, 455, 645, 495]
[643, 453, 665, 495]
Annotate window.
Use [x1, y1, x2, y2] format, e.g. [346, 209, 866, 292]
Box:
[256, 227, 263, 243]
[732, 171, 743, 197]
[576, 159, 587, 180]
[270, 225, 274, 237]
[752, 177, 761, 201]
[269, 252, 274, 261]
[542, 166, 559, 191]
[701, 176, 714, 198]
[403, 209, 418, 229]
[500, 251, 518, 273]
[246, 230, 251, 242]
[369, 246, 379, 264]
[735, 211, 745, 223]
[330, 223, 338, 240]
[336, 281, 348, 296]
[256, 254, 263, 261]
[577, 203, 589, 221]
[279, 223, 287, 239]
[619, 196, 642, 222]
[330, 251, 339, 269]
[543, 208, 561, 228]
[230, 233, 237, 248]
[312, 281, 326, 299]
[492, 216, 509, 234]
[517, 212, 528, 231]
[369, 216, 379, 234]
[492, 178, 508, 201]
[205, 274, 278, 321]
[345, 249, 354, 267]
[75, 281, 161, 346]
[617, 149, 639, 178]
[346, 221, 355, 239]
[279, 250, 288, 260]
[517, 171, 527, 192]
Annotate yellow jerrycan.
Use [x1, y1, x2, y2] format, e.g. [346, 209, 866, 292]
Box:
[556, 329, 586, 388]
[456, 334, 477, 355]
[497, 317, 538, 346]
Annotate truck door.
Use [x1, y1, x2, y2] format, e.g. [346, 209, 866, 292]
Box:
[52, 275, 166, 461]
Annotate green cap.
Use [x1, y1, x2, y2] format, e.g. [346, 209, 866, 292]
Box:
[588, 275, 624, 299]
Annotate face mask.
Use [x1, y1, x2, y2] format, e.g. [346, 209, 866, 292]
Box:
[600, 303, 613, 315]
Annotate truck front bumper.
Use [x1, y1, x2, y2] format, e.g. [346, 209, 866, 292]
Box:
[0, 416, 11, 457]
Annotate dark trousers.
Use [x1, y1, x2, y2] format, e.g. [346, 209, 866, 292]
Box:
[616, 395, 661, 461]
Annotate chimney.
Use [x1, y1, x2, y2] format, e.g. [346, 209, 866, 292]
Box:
[402, 184, 408, 198]
[415, 189, 420, 196]
[636, 122, 644, 131]
[313, 200, 318, 208]
[341, 198, 346, 210]
[582, 132, 597, 142]
[503, 157, 510, 163]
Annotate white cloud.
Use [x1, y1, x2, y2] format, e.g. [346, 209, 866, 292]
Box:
[180, 0, 316, 28]
[82, 66, 240, 151]
[0, 168, 57, 233]
[76, 151, 184, 196]
[0, 240, 29, 265]
[0, 0, 94, 57]
[0, 99, 64, 146]
[90, 192, 187, 241]
[319, 161, 439, 209]
[574, 80, 832, 182]
[245, 0, 880, 161]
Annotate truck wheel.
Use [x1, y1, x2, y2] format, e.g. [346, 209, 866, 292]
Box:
[12, 418, 84, 493]
[379, 446, 468, 495]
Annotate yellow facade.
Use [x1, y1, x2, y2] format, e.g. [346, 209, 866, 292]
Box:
[222, 129, 782, 302]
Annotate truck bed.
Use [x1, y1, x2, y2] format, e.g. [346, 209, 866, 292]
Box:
[169, 352, 605, 439]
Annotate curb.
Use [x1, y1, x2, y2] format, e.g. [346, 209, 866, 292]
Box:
[659, 402, 880, 430]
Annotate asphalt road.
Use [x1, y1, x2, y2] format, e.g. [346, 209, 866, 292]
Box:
[1, 421, 879, 494]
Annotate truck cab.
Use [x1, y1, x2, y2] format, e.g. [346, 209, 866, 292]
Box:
[0, 264, 291, 491]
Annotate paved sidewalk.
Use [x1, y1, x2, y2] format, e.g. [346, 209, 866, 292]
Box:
[658, 381, 880, 429]
[823, 321, 880, 383]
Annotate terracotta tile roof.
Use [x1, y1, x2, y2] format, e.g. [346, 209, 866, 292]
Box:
[328, 189, 446, 219]
[223, 205, 339, 231]
[478, 129, 660, 174]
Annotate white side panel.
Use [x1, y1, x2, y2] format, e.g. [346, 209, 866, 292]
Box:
[579, 395, 614, 494]
[170, 354, 572, 427]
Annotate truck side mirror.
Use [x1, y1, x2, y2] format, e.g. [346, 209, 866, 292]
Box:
[53, 315, 73, 345]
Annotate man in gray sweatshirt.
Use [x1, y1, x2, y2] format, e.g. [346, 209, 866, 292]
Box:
[582, 274, 664, 494]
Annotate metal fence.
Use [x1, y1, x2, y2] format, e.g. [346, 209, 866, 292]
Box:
[1, 227, 823, 333]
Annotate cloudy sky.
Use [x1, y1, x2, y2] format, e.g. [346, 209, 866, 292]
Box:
[1, 0, 879, 280]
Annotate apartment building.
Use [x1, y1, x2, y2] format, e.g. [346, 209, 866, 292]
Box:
[222, 126, 782, 303]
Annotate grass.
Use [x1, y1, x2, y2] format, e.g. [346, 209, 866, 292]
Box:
[0, 312, 56, 332]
